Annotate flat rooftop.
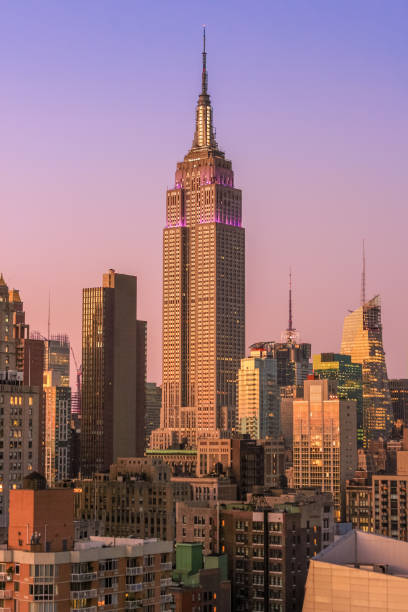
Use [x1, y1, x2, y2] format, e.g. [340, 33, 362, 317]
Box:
[314, 530, 408, 578]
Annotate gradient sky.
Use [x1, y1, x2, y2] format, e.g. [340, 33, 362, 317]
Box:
[1, 0, 407, 384]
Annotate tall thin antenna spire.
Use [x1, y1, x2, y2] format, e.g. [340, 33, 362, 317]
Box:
[201, 25, 208, 95]
[288, 268, 293, 332]
[47, 290, 51, 340]
[361, 240, 366, 306]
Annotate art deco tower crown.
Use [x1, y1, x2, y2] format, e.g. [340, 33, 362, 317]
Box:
[150, 31, 245, 449]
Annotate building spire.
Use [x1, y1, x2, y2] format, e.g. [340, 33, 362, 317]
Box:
[190, 27, 218, 152]
[288, 268, 293, 332]
[361, 240, 366, 306]
[202, 25, 208, 95]
[281, 268, 299, 343]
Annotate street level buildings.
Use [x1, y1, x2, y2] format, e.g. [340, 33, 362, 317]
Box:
[151, 31, 245, 449]
[81, 269, 146, 476]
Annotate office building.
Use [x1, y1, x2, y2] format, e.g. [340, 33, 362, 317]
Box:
[341, 295, 392, 445]
[171, 543, 230, 611]
[43, 370, 71, 485]
[81, 269, 146, 476]
[345, 470, 373, 532]
[0, 275, 42, 525]
[74, 457, 192, 542]
[389, 378, 408, 426]
[136, 320, 147, 454]
[372, 447, 408, 540]
[313, 352, 363, 445]
[250, 341, 311, 389]
[303, 530, 408, 612]
[44, 334, 70, 387]
[5, 473, 174, 611]
[237, 346, 279, 439]
[151, 31, 245, 450]
[145, 383, 161, 447]
[293, 378, 357, 520]
[220, 490, 334, 612]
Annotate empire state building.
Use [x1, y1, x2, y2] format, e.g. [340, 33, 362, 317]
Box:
[151, 31, 245, 449]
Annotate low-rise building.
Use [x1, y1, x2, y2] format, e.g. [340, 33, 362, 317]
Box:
[171, 543, 230, 611]
[4, 472, 174, 612]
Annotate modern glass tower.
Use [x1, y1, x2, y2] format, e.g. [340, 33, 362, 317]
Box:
[313, 352, 363, 446]
[151, 31, 245, 449]
[340, 296, 392, 446]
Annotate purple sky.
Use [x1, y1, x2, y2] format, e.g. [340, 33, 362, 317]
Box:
[1, 1, 407, 383]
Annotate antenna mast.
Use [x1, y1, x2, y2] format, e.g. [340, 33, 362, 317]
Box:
[361, 240, 366, 306]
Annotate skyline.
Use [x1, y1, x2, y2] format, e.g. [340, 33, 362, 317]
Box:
[1, 1, 408, 382]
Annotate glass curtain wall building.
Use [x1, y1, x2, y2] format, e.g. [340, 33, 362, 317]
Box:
[341, 296, 392, 446]
[313, 353, 363, 446]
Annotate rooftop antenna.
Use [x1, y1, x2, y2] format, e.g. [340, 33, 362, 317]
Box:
[288, 268, 293, 333]
[47, 290, 51, 340]
[201, 24, 208, 95]
[361, 240, 366, 306]
[281, 268, 299, 343]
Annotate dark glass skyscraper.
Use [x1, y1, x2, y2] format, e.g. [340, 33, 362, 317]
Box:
[81, 269, 146, 476]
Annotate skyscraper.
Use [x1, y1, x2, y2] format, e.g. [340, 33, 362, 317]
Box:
[44, 334, 70, 387]
[340, 296, 392, 445]
[237, 346, 279, 439]
[389, 379, 408, 426]
[313, 352, 363, 445]
[293, 378, 357, 520]
[81, 269, 146, 476]
[44, 369, 71, 485]
[0, 274, 41, 525]
[151, 31, 245, 449]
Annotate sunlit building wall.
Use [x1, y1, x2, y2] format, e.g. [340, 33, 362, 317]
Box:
[44, 370, 71, 485]
[341, 295, 392, 446]
[313, 352, 363, 446]
[237, 347, 279, 439]
[293, 378, 357, 520]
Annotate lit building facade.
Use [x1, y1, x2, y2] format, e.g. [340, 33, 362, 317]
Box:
[151, 32, 245, 449]
[81, 269, 146, 476]
[389, 378, 408, 426]
[44, 334, 70, 387]
[341, 295, 392, 445]
[44, 370, 71, 485]
[237, 346, 279, 439]
[4, 475, 174, 612]
[293, 378, 357, 520]
[313, 352, 363, 445]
